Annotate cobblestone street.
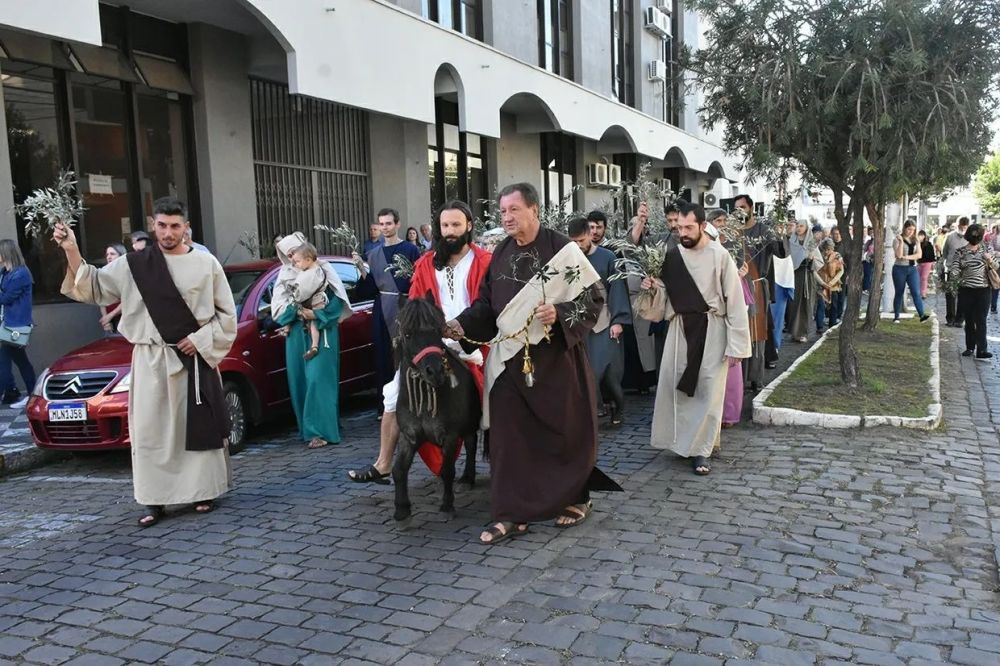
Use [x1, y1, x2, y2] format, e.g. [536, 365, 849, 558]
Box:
[1, 307, 999, 665]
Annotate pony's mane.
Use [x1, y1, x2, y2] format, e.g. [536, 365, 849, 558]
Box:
[396, 296, 446, 336]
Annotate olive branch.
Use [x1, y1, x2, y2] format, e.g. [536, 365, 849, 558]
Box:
[14, 168, 86, 239]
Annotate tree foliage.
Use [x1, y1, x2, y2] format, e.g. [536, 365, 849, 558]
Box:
[685, 0, 1000, 387]
[974, 152, 1000, 217]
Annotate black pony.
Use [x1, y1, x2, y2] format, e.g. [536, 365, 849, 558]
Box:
[392, 293, 481, 521]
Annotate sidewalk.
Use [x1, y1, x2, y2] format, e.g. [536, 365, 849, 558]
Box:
[0, 402, 63, 476]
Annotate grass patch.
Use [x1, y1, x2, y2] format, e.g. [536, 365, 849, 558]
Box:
[765, 318, 934, 418]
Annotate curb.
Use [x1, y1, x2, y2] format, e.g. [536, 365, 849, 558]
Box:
[0, 444, 67, 478]
[753, 315, 942, 430]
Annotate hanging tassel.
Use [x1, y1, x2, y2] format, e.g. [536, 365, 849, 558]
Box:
[194, 359, 203, 405]
[522, 348, 535, 388]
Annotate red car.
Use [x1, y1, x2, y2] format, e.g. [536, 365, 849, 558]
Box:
[27, 257, 375, 452]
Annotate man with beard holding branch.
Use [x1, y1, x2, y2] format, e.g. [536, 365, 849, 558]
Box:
[348, 200, 491, 483]
[640, 201, 750, 475]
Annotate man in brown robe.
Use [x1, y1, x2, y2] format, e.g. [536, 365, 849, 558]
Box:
[447, 182, 604, 545]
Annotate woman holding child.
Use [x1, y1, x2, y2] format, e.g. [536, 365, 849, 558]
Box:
[272, 232, 353, 449]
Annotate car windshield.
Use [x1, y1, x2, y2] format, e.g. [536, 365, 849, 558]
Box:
[227, 270, 265, 316]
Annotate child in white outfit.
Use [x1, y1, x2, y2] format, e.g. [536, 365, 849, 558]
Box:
[287, 244, 329, 360]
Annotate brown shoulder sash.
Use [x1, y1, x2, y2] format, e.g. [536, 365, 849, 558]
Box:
[127, 246, 229, 451]
[661, 246, 710, 397]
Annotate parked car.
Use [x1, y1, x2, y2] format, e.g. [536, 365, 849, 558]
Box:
[27, 257, 374, 452]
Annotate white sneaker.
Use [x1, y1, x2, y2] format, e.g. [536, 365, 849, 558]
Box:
[11, 397, 29, 410]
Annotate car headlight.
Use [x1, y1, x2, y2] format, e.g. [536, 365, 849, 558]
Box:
[31, 368, 50, 397]
[110, 372, 131, 394]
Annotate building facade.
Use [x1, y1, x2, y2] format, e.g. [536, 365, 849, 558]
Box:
[0, 0, 736, 368]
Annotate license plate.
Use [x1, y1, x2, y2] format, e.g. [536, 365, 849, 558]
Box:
[48, 403, 87, 422]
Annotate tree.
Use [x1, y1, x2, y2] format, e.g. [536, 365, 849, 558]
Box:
[974, 152, 1000, 217]
[685, 0, 1000, 388]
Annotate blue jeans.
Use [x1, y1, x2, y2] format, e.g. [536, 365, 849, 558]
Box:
[769, 285, 794, 350]
[815, 291, 843, 330]
[862, 261, 873, 291]
[891, 264, 925, 318]
[0, 343, 35, 395]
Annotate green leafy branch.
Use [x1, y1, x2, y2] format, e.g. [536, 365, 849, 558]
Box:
[14, 168, 85, 239]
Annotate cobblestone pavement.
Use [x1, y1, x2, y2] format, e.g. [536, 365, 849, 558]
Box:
[1, 306, 999, 665]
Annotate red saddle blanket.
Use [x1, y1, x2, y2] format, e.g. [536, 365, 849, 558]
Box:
[416, 361, 485, 475]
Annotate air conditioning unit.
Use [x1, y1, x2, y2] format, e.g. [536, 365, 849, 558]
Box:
[586, 163, 608, 187]
[643, 7, 669, 38]
[608, 164, 623, 188]
[648, 59, 667, 81]
[701, 192, 719, 208]
[656, 0, 672, 12]
[659, 178, 673, 197]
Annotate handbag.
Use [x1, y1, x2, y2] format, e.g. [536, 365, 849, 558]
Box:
[985, 254, 1000, 291]
[0, 305, 32, 348]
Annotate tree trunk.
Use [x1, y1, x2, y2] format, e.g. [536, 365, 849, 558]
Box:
[862, 201, 885, 331]
[835, 189, 863, 388]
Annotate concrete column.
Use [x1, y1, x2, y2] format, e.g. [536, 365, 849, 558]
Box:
[486, 0, 538, 65]
[188, 24, 258, 263]
[0, 61, 18, 239]
[577, 1, 612, 97]
[493, 114, 541, 192]
[368, 113, 432, 229]
[391, 0, 423, 14]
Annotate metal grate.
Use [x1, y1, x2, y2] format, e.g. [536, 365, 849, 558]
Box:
[250, 78, 372, 256]
[44, 372, 118, 400]
[39, 420, 102, 444]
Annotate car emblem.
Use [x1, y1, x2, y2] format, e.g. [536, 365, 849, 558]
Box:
[62, 376, 83, 395]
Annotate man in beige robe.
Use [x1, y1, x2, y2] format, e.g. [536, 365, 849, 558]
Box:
[54, 197, 236, 526]
[640, 201, 751, 475]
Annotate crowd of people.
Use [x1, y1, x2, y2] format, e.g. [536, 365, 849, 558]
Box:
[36, 188, 999, 540]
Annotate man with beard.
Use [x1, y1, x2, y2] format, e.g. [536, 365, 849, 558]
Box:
[639, 201, 750, 475]
[736, 194, 787, 380]
[348, 200, 491, 483]
[568, 217, 630, 426]
[622, 202, 679, 395]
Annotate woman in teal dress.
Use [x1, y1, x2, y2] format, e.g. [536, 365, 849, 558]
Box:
[272, 233, 353, 449]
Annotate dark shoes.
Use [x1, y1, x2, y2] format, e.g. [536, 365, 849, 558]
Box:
[976, 352, 993, 361]
[962, 350, 974, 357]
[919, 315, 930, 322]
[765, 361, 777, 369]
[1, 389, 20, 405]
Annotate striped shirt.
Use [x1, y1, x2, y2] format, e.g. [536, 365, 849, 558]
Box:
[954, 245, 992, 289]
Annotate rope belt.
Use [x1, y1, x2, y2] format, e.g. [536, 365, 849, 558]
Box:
[135, 340, 203, 405]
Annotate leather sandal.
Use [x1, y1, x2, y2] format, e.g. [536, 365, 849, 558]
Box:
[479, 521, 528, 545]
[138, 505, 164, 527]
[348, 465, 390, 485]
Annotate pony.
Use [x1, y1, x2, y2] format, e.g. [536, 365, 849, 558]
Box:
[392, 293, 482, 521]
